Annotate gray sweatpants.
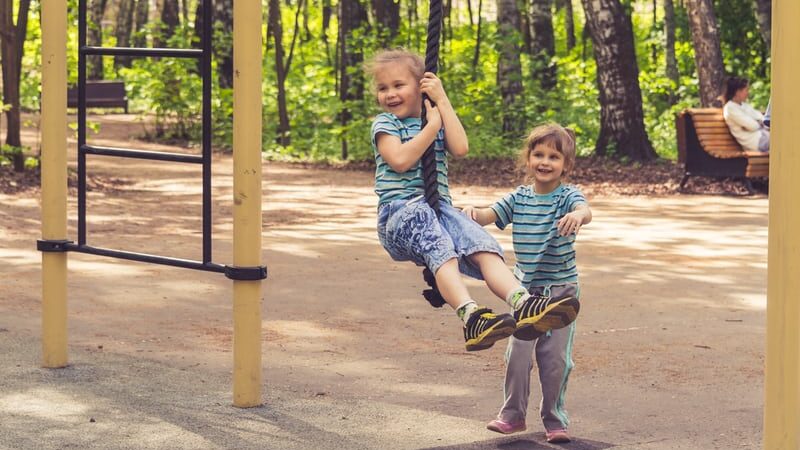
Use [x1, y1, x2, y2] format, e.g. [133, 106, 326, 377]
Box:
[496, 321, 577, 432]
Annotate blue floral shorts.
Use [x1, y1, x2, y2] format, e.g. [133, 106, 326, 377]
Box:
[377, 197, 504, 279]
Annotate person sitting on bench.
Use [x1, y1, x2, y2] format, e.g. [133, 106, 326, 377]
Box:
[721, 76, 769, 153]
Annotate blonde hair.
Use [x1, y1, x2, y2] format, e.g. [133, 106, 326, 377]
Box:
[518, 123, 577, 178]
[364, 49, 425, 94]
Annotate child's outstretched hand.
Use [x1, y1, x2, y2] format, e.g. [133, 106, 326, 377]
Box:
[461, 205, 478, 221]
[420, 72, 447, 105]
[424, 98, 442, 130]
[557, 211, 584, 236]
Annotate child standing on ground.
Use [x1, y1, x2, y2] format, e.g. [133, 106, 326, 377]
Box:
[462, 124, 591, 443]
[365, 49, 580, 351]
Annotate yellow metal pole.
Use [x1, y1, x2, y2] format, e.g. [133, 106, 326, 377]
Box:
[764, 1, 800, 447]
[40, 0, 69, 368]
[232, 0, 263, 407]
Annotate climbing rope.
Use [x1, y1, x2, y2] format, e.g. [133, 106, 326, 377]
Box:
[420, 0, 446, 308]
[420, 0, 443, 215]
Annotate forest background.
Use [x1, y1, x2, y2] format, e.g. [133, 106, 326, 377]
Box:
[0, 0, 772, 171]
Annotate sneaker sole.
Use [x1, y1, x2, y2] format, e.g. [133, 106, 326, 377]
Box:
[515, 297, 580, 339]
[465, 317, 516, 352]
[512, 323, 544, 341]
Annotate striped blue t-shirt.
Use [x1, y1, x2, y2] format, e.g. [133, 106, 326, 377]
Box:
[491, 184, 587, 287]
[371, 112, 451, 207]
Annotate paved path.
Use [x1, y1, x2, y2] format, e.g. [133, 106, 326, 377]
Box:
[0, 120, 767, 448]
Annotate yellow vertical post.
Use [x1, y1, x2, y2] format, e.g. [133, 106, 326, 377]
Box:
[232, 0, 263, 407]
[764, 1, 800, 448]
[40, 0, 68, 368]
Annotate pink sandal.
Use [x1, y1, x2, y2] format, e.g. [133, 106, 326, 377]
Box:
[545, 428, 571, 443]
[486, 418, 526, 434]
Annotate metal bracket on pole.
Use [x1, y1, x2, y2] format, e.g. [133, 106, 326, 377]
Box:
[224, 265, 268, 281]
[37, 240, 74, 252]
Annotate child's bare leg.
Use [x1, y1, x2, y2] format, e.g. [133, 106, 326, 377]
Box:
[433, 258, 473, 310]
[468, 252, 525, 300]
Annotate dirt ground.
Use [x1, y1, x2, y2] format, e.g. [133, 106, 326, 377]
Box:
[0, 115, 767, 449]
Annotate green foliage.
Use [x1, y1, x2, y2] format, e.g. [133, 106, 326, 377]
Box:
[715, 0, 770, 81]
[0, 144, 36, 168]
[15, 0, 772, 164]
[120, 25, 201, 141]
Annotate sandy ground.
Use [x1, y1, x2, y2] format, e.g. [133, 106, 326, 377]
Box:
[0, 115, 767, 449]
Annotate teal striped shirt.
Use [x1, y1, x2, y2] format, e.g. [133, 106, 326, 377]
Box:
[371, 113, 451, 207]
[491, 184, 587, 287]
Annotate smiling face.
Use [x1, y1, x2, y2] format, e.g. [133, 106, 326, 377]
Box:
[374, 62, 422, 119]
[527, 143, 567, 194]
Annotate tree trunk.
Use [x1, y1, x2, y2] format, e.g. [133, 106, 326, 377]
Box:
[302, 0, 312, 41]
[581, 0, 656, 161]
[156, 0, 181, 47]
[322, 0, 333, 66]
[664, 0, 679, 104]
[192, 0, 203, 74]
[496, 0, 525, 137]
[521, 1, 532, 54]
[466, 0, 473, 26]
[562, 0, 576, 51]
[371, 0, 399, 46]
[215, 0, 233, 89]
[0, 0, 30, 171]
[471, 0, 483, 80]
[338, 0, 368, 159]
[752, 0, 770, 51]
[685, 0, 724, 107]
[279, 0, 304, 84]
[529, 0, 556, 90]
[181, 0, 189, 23]
[132, 0, 149, 48]
[268, 0, 290, 146]
[87, 0, 108, 80]
[114, 0, 135, 68]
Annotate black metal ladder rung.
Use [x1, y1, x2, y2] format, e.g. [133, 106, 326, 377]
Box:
[80, 46, 204, 58]
[66, 243, 226, 273]
[81, 144, 204, 164]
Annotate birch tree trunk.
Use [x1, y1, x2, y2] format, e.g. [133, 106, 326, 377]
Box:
[664, 0, 679, 104]
[581, 0, 656, 160]
[338, 0, 368, 159]
[529, 0, 556, 90]
[752, 0, 770, 51]
[268, 0, 291, 146]
[156, 0, 181, 47]
[87, 0, 108, 79]
[563, 0, 575, 50]
[371, 0, 400, 46]
[0, 0, 30, 171]
[470, 0, 483, 80]
[685, 0, 725, 107]
[496, 0, 525, 137]
[215, 0, 233, 89]
[131, 0, 149, 48]
[114, 0, 135, 68]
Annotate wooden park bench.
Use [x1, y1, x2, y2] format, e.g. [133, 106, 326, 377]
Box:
[676, 108, 769, 194]
[67, 80, 128, 113]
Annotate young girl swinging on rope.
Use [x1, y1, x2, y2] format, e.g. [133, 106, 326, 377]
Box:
[365, 49, 580, 351]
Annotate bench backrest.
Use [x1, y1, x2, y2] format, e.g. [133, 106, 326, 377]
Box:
[67, 81, 127, 103]
[681, 108, 744, 159]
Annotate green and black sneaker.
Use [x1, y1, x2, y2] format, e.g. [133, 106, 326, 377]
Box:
[513, 293, 580, 340]
[463, 308, 517, 351]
